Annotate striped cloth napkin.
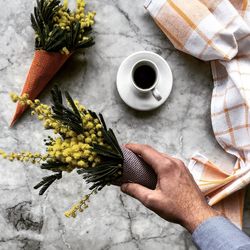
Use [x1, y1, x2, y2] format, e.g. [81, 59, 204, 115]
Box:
[145, 0, 250, 228]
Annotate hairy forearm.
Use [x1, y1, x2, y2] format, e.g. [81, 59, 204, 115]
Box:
[182, 204, 219, 233]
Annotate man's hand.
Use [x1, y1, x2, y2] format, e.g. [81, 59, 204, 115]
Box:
[121, 144, 219, 233]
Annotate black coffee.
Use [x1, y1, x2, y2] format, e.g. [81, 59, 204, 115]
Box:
[133, 65, 156, 89]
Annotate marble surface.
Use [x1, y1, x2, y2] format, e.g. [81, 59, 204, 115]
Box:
[0, 0, 250, 249]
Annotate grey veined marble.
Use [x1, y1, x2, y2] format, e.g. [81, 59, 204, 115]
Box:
[0, 0, 250, 249]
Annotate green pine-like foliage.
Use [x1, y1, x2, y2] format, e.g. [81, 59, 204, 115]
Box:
[31, 0, 95, 52]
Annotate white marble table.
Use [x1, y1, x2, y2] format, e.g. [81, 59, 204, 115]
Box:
[0, 0, 250, 249]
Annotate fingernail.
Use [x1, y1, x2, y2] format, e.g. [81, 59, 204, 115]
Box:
[121, 184, 128, 192]
[125, 143, 134, 149]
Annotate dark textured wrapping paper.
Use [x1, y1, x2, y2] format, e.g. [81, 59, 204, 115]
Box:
[113, 147, 157, 190]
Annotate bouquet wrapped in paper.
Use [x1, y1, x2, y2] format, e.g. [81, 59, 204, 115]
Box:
[1, 87, 157, 217]
[11, 0, 95, 126]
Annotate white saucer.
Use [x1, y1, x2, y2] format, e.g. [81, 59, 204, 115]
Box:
[116, 51, 173, 111]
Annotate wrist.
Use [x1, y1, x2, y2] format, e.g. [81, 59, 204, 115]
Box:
[181, 204, 220, 233]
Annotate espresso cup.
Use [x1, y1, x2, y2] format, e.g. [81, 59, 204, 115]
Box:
[131, 59, 162, 101]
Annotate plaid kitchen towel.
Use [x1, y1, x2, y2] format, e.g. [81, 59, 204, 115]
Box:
[145, 0, 250, 228]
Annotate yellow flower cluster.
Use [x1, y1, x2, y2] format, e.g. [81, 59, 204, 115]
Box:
[0, 149, 47, 164]
[47, 131, 102, 169]
[53, 0, 96, 54]
[10, 93, 74, 136]
[4, 92, 114, 218]
[10, 93, 29, 106]
[64, 190, 96, 218]
[9, 93, 104, 171]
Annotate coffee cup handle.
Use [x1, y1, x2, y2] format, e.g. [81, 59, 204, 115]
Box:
[151, 88, 162, 101]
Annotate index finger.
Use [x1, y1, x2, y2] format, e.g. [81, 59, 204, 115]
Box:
[125, 143, 163, 174]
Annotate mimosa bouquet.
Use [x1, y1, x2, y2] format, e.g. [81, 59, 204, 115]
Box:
[11, 0, 95, 126]
[1, 87, 156, 218]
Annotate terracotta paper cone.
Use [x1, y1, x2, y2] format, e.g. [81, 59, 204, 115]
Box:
[10, 50, 71, 127]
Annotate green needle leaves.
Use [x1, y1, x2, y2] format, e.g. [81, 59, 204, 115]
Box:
[35, 87, 124, 195]
[31, 0, 95, 52]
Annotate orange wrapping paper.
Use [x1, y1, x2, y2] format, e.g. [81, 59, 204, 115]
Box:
[11, 50, 71, 126]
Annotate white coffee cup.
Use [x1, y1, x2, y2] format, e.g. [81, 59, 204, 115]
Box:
[131, 59, 162, 101]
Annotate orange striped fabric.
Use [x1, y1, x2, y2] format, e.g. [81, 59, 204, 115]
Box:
[145, 0, 250, 228]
